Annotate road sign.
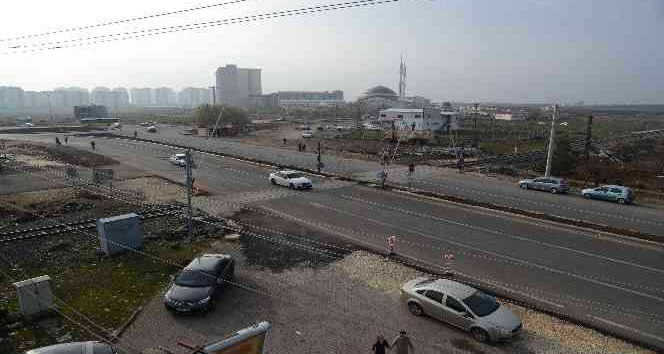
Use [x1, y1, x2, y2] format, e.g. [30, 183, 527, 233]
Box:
[190, 321, 271, 354]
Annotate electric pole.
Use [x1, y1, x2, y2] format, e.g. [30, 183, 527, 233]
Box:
[544, 104, 558, 178]
[210, 86, 216, 107]
[185, 148, 194, 243]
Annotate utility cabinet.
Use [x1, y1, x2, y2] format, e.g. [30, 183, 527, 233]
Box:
[97, 213, 142, 255]
[13, 275, 54, 317]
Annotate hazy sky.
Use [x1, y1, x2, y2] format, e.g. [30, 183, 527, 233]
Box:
[1, 0, 662, 103]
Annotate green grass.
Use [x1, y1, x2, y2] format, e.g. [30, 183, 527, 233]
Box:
[2, 238, 220, 353]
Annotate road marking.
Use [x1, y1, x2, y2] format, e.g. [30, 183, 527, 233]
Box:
[309, 202, 664, 304]
[340, 194, 664, 275]
[587, 315, 664, 343]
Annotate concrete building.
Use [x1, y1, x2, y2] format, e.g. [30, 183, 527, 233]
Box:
[91, 87, 115, 107]
[0, 86, 25, 108]
[178, 87, 211, 106]
[495, 109, 526, 121]
[153, 87, 176, 106]
[51, 87, 89, 107]
[112, 87, 130, 107]
[215, 64, 262, 108]
[378, 107, 460, 132]
[130, 88, 152, 106]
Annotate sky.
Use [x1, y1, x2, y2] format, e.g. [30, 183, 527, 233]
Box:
[0, 0, 663, 104]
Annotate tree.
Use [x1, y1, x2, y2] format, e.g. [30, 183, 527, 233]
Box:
[551, 135, 578, 176]
[527, 108, 541, 121]
[195, 104, 248, 127]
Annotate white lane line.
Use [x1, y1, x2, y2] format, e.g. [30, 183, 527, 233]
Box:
[340, 194, 664, 275]
[309, 202, 664, 304]
[587, 315, 664, 343]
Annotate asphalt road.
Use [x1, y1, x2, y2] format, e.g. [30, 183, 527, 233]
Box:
[4, 131, 664, 350]
[115, 124, 664, 239]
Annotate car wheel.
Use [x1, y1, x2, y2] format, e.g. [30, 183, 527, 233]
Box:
[583, 193, 591, 199]
[270, 178, 276, 185]
[550, 188, 558, 194]
[471, 327, 490, 343]
[289, 183, 295, 189]
[407, 302, 423, 316]
[520, 183, 528, 190]
[617, 198, 626, 205]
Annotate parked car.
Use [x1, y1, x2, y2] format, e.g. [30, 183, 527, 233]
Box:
[402, 277, 522, 342]
[518, 176, 569, 194]
[581, 185, 634, 204]
[146, 125, 157, 133]
[25, 341, 118, 354]
[164, 254, 235, 314]
[301, 131, 314, 138]
[269, 170, 312, 189]
[169, 153, 187, 166]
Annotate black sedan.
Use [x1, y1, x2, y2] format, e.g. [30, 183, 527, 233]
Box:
[164, 254, 234, 314]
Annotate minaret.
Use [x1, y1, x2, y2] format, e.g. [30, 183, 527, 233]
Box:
[399, 55, 407, 99]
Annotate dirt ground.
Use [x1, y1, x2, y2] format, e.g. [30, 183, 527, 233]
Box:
[2, 141, 118, 167]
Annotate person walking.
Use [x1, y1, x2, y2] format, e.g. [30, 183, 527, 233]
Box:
[283, 138, 287, 146]
[64, 136, 69, 145]
[390, 331, 414, 354]
[302, 144, 306, 152]
[134, 130, 138, 139]
[55, 137, 61, 145]
[298, 143, 302, 152]
[90, 141, 96, 150]
[371, 335, 390, 354]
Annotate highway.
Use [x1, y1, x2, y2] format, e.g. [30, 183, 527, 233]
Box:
[115, 125, 664, 239]
[3, 131, 664, 350]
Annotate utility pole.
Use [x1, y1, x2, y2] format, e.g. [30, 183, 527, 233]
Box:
[185, 148, 194, 243]
[544, 105, 558, 178]
[316, 140, 323, 173]
[584, 115, 593, 159]
[473, 103, 479, 147]
[210, 86, 216, 107]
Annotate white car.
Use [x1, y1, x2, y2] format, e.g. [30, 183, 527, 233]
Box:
[301, 131, 314, 138]
[169, 153, 187, 166]
[269, 170, 312, 189]
[146, 125, 157, 133]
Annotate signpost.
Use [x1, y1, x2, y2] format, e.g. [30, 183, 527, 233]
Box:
[442, 253, 455, 274]
[387, 235, 396, 254]
[179, 321, 271, 354]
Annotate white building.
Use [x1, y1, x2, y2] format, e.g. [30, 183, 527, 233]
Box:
[130, 88, 152, 106]
[495, 109, 526, 121]
[215, 64, 262, 108]
[378, 107, 460, 132]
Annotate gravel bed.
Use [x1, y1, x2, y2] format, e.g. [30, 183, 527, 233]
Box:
[335, 251, 655, 354]
[114, 177, 187, 203]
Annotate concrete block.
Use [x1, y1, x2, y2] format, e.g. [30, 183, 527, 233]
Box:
[13, 275, 54, 317]
[97, 213, 142, 255]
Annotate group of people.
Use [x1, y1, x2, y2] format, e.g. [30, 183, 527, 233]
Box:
[372, 331, 415, 354]
[54, 136, 69, 146]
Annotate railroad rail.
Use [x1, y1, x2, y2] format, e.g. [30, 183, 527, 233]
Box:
[0, 205, 183, 244]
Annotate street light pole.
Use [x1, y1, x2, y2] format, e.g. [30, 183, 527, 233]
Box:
[544, 104, 558, 178]
[210, 86, 216, 107]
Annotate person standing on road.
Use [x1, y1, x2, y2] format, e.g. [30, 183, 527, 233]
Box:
[390, 331, 414, 354]
[90, 141, 96, 150]
[372, 335, 390, 354]
[283, 138, 287, 146]
[298, 142, 302, 152]
[302, 144, 306, 152]
[64, 136, 69, 145]
[134, 130, 138, 139]
[55, 137, 61, 145]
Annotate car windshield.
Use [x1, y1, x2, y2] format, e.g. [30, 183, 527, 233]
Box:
[174, 270, 215, 287]
[462, 291, 500, 317]
[287, 173, 304, 179]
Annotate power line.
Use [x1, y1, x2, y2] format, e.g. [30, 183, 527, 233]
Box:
[3, 0, 407, 55]
[0, 0, 265, 43]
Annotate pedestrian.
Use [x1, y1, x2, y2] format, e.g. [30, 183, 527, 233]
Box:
[283, 138, 287, 146]
[298, 143, 302, 152]
[302, 144, 306, 152]
[90, 141, 96, 150]
[64, 136, 68, 145]
[134, 130, 138, 139]
[55, 137, 61, 145]
[390, 331, 414, 354]
[371, 335, 390, 354]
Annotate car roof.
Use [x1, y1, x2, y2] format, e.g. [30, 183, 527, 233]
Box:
[602, 185, 630, 189]
[25, 341, 101, 354]
[277, 170, 299, 174]
[417, 279, 477, 299]
[184, 254, 231, 272]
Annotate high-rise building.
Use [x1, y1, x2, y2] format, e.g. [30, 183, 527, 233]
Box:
[0, 86, 25, 108]
[215, 64, 262, 108]
[53, 87, 89, 107]
[112, 88, 130, 107]
[153, 87, 175, 106]
[130, 88, 152, 106]
[91, 87, 115, 107]
[178, 87, 211, 106]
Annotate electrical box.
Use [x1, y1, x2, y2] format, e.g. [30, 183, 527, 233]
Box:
[97, 213, 142, 255]
[13, 275, 54, 317]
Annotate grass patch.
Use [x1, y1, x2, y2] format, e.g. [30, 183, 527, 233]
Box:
[1, 238, 220, 353]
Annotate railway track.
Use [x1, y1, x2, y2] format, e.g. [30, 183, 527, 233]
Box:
[0, 205, 183, 244]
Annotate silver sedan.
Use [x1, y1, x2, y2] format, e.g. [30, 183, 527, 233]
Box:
[402, 277, 522, 342]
